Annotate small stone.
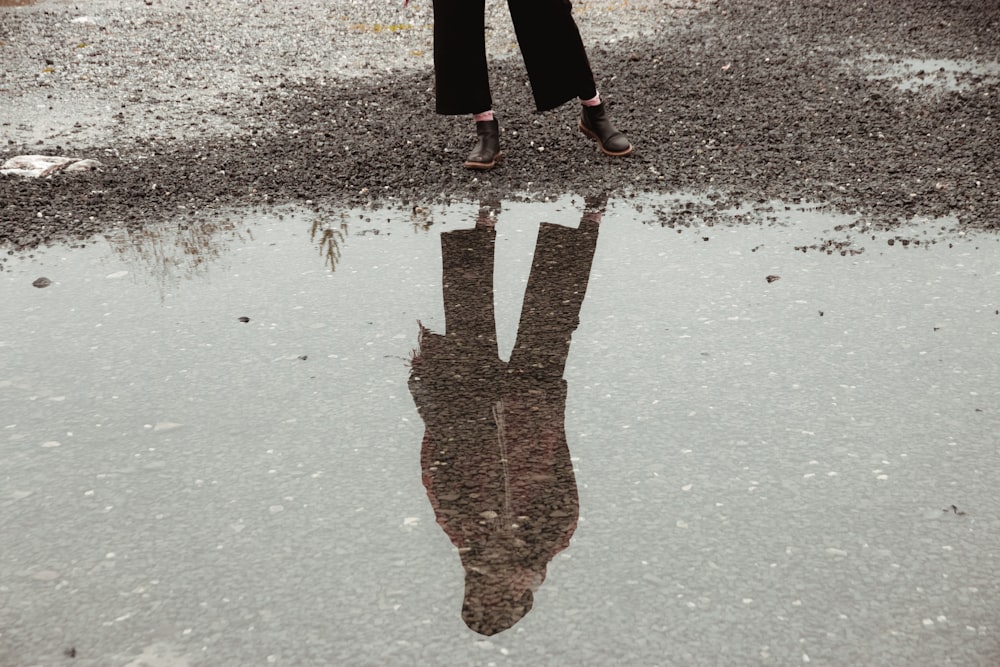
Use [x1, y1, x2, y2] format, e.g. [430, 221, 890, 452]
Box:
[32, 277, 52, 288]
[152, 422, 182, 432]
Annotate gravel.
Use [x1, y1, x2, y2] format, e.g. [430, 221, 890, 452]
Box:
[1, 0, 998, 249]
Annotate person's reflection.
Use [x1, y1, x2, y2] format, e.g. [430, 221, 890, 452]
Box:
[408, 197, 603, 635]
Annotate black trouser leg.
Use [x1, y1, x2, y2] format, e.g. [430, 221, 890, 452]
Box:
[507, 0, 597, 111]
[433, 0, 492, 115]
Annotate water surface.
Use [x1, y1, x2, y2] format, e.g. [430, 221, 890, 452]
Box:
[2, 195, 999, 666]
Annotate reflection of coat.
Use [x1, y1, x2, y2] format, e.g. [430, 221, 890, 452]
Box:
[414, 356, 578, 574]
[409, 216, 600, 634]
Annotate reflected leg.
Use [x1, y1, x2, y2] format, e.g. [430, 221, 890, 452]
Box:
[439, 220, 499, 359]
[509, 203, 602, 377]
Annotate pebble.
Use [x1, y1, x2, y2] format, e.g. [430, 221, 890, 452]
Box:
[1, 155, 103, 179]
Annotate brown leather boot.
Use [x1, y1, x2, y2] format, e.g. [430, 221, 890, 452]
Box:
[464, 119, 503, 170]
[580, 103, 632, 156]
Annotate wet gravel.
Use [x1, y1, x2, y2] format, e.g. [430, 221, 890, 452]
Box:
[1, 0, 998, 249]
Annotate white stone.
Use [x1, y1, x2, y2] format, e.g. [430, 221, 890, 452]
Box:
[0, 155, 103, 178]
[152, 422, 182, 432]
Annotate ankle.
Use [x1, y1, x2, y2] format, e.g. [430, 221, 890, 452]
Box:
[580, 93, 601, 107]
[473, 110, 495, 122]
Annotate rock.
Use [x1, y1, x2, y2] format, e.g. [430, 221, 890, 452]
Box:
[1, 155, 103, 178]
[32, 277, 52, 288]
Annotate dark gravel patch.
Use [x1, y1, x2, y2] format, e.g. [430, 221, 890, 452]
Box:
[1, 0, 998, 250]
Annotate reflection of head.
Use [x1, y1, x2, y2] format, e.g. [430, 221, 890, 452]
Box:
[461, 550, 545, 636]
[462, 570, 534, 635]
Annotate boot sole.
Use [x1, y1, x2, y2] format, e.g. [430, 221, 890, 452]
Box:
[579, 122, 633, 157]
[464, 151, 504, 170]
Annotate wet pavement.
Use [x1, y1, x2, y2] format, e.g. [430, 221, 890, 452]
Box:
[3, 194, 999, 665]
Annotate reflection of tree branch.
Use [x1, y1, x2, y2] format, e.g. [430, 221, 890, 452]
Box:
[310, 218, 348, 272]
[105, 216, 246, 297]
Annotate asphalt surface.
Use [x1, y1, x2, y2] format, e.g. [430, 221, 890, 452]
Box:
[1, 0, 998, 249]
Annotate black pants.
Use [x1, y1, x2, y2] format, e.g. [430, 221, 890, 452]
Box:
[432, 0, 598, 115]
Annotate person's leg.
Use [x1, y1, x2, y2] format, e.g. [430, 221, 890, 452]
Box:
[432, 0, 491, 115]
[506, 0, 595, 112]
[506, 0, 632, 156]
[432, 0, 503, 169]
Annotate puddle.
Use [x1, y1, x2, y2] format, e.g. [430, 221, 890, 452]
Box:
[2, 194, 1000, 665]
[862, 54, 1000, 92]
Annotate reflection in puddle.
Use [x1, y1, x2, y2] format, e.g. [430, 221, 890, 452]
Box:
[410, 198, 603, 634]
[104, 215, 249, 291]
[2, 193, 999, 664]
[311, 217, 348, 272]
